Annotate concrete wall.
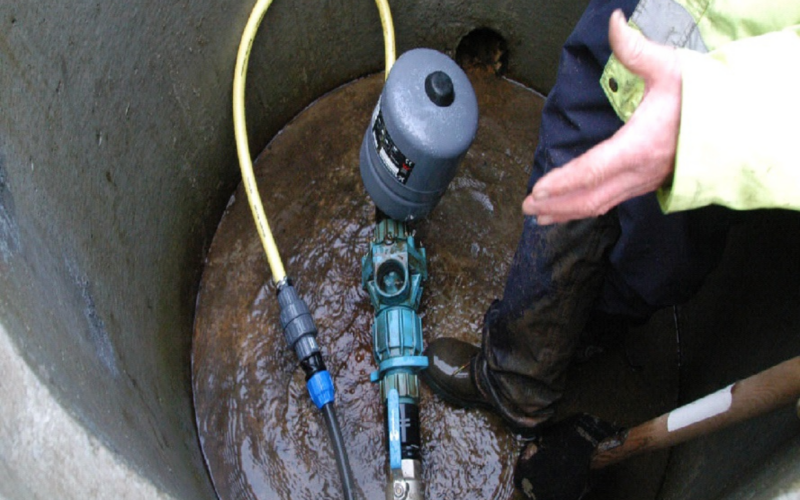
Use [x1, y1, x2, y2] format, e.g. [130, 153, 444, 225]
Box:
[660, 210, 800, 500]
[0, 0, 796, 498]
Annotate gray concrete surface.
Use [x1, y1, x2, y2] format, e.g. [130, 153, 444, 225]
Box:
[659, 210, 800, 500]
[0, 322, 173, 500]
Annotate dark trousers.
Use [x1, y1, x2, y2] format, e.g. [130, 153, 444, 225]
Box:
[476, 0, 735, 429]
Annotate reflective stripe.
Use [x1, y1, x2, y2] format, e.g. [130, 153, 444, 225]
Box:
[631, 0, 708, 52]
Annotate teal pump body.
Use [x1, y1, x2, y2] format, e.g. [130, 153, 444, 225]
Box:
[362, 218, 428, 500]
[360, 47, 478, 500]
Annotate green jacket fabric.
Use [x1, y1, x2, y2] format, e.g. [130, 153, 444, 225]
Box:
[600, 0, 800, 213]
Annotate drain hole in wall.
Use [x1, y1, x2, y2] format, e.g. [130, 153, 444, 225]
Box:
[455, 28, 508, 76]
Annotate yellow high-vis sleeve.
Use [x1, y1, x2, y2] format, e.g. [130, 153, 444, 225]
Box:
[658, 26, 800, 212]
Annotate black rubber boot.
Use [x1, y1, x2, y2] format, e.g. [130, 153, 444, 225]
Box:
[423, 337, 555, 436]
[513, 414, 619, 500]
[421, 338, 490, 409]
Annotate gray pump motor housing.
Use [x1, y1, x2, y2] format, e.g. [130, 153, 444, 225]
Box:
[360, 48, 479, 221]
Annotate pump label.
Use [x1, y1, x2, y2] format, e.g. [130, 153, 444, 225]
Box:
[372, 109, 416, 185]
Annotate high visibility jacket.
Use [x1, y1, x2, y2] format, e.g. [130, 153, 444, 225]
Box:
[600, 0, 800, 213]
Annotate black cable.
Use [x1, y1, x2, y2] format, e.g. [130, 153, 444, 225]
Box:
[322, 403, 356, 500]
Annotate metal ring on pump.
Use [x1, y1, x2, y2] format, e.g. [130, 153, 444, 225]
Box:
[370, 356, 429, 383]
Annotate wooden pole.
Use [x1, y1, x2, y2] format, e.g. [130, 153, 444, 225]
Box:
[591, 356, 800, 469]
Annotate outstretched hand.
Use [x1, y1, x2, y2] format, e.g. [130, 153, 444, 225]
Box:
[523, 9, 682, 225]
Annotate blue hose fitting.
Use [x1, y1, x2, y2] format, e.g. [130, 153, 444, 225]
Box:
[277, 279, 335, 407]
[307, 370, 335, 409]
[276, 279, 354, 499]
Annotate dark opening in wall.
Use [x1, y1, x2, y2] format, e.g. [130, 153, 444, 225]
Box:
[456, 28, 509, 76]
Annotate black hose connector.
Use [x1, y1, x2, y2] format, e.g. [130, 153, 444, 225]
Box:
[276, 278, 353, 499]
[276, 279, 334, 405]
[277, 279, 321, 367]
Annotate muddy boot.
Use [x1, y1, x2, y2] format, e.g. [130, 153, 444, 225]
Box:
[514, 414, 619, 500]
[422, 337, 553, 435]
[421, 338, 491, 409]
[420, 214, 619, 434]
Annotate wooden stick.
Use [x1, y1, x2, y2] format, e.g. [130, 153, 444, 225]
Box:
[591, 356, 800, 469]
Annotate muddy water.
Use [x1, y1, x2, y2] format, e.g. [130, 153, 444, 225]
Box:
[192, 68, 677, 500]
[192, 70, 541, 500]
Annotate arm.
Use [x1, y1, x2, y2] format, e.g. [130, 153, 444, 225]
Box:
[662, 26, 800, 212]
[524, 11, 800, 224]
[523, 10, 679, 224]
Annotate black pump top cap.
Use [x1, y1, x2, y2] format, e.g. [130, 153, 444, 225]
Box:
[425, 71, 455, 107]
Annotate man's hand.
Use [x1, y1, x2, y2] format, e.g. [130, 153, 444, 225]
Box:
[523, 9, 682, 225]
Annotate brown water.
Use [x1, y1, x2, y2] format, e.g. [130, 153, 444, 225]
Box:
[192, 69, 676, 500]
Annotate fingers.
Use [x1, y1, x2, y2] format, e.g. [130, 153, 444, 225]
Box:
[529, 133, 632, 202]
[609, 9, 676, 83]
[525, 120, 673, 224]
[523, 164, 648, 224]
[522, 10, 682, 226]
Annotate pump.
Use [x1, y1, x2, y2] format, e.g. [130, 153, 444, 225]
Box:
[360, 48, 478, 500]
[360, 48, 479, 221]
[232, 1, 477, 497]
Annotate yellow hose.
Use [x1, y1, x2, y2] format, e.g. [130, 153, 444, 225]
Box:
[233, 0, 284, 282]
[233, 0, 396, 284]
[374, 0, 396, 80]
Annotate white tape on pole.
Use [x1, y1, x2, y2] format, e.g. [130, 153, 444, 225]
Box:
[667, 384, 734, 432]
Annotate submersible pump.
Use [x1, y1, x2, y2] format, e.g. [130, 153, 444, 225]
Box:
[360, 48, 478, 500]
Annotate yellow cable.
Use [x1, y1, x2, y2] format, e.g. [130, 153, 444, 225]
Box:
[233, 0, 396, 284]
[374, 0, 396, 78]
[233, 0, 286, 283]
